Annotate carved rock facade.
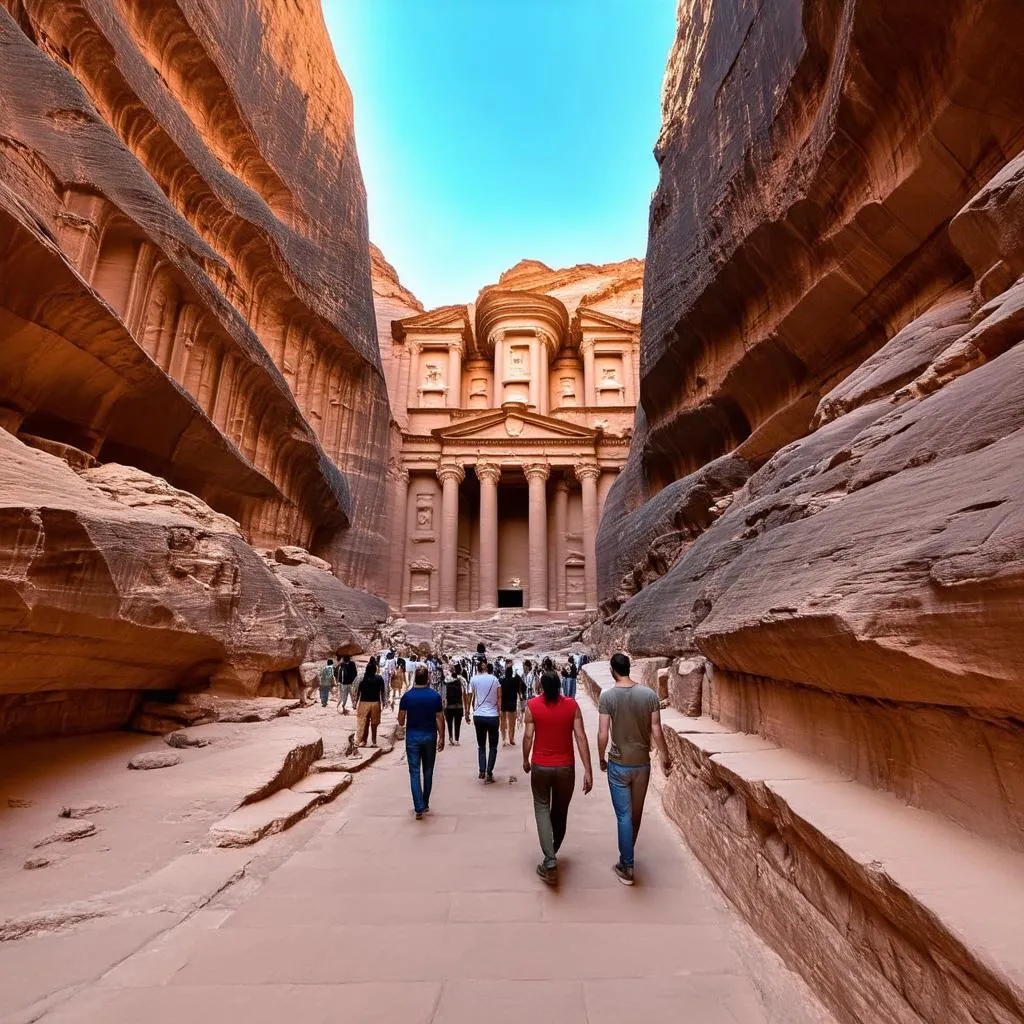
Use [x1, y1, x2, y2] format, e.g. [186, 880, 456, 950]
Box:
[373, 257, 642, 615]
[0, 1, 389, 736]
[598, 3, 1024, 1022]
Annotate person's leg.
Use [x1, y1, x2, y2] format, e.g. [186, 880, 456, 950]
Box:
[358, 705, 370, 745]
[370, 705, 380, 745]
[319, 685, 329, 707]
[550, 766, 576, 854]
[452, 708, 461, 743]
[607, 762, 635, 868]
[531, 767, 557, 868]
[630, 766, 651, 844]
[505, 710, 516, 745]
[474, 716, 487, 776]
[406, 737, 424, 812]
[421, 737, 437, 809]
[486, 717, 499, 777]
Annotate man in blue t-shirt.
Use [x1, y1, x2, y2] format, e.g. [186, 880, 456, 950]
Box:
[398, 666, 445, 818]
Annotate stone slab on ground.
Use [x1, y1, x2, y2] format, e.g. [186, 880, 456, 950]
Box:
[291, 774, 353, 799]
[579, 660, 614, 701]
[127, 751, 182, 771]
[659, 716, 1024, 1023]
[33, 820, 97, 848]
[187, 695, 301, 723]
[209, 727, 323, 808]
[311, 747, 381, 773]
[209, 781, 347, 848]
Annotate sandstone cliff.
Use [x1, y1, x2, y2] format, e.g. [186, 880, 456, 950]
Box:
[0, 1, 389, 736]
[598, 3, 1024, 1021]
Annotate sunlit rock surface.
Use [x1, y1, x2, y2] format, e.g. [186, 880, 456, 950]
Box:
[0, 0, 389, 737]
[597, 2, 1024, 1022]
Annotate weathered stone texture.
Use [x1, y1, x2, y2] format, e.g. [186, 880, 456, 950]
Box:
[0, 1, 390, 737]
[599, 3, 1024, 1021]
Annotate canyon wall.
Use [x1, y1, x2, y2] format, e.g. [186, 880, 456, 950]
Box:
[0, 1, 389, 737]
[598, 2, 1024, 1022]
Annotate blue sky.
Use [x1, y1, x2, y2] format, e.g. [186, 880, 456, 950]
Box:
[323, 1, 675, 309]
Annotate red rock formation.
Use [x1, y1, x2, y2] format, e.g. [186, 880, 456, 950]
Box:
[598, 3, 1024, 1021]
[0, 1, 389, 736]
[0, 0, 390, 587]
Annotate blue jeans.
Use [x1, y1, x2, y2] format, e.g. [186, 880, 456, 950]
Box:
[607, 761, 651, 868]
[406, 732, 437, 813]
[318, 685, 330, 707]
[562, 677, 577, 698]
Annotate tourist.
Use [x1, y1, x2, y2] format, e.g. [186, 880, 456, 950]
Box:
[318, 659, 335, 707]
[470, 658, 501, 783]
[597, 652, 673, 885]
[381, 649, 396, 689]
[565, 660, 578, 699]
[500, 664, 525, 745]
[560, 663, 572, 698]
[355, 656, 387, 747]
[389, 657, 407, 709]
[444, 665, 466, 745]
[398, 665, 444, 819]
[522, 668, 593, 884]
[520, 659, 534, 721]
[335, 653, 358, 714]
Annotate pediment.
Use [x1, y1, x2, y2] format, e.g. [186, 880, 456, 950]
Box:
[432, 408, 598, 443]
[393, 305, 472, 342]
[576, 306, 638, 333]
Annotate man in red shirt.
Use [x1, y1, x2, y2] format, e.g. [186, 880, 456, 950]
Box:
[522, 669, 594, 885]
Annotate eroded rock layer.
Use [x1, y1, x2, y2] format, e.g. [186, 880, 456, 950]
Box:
[598, 2, 1024, 1022]
[0, 1, 389, 736]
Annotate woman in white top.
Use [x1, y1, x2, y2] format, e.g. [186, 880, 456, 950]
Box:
[470, 660, 501, 783]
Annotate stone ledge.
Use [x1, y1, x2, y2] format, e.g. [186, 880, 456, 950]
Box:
[660, 717, 1024, 1024]
[209, 774, 352, 848]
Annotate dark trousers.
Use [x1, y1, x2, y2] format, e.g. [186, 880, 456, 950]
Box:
[406, 732, 437, 813]
[444, 707, 462, 742]
[531, 765, 575, 867]
[474, 715, 499, 775]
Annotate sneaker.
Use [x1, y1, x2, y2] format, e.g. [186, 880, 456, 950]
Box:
[613, 862, 635, 886]
[484, 774, 495, 785]
[536, 862, 558, 885]
[478, 771, 486, 780]
[415, 811, 423, 820]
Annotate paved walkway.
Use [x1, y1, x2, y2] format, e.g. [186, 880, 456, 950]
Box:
[36, 697, 831, 1024]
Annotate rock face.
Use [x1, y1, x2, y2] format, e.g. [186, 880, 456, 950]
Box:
[599, 3, 1024, 1022]
[0, 1, 390, 737]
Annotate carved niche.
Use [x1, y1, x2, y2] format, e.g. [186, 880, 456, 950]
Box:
[407, 557, 434, 606]
[414, 492, 434, 532]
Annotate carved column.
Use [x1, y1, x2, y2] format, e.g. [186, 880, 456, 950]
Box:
[524, 462, 550, 611]
[437, 461, 464, 611]
[448, 342, 463, 408]
[581, 338, 596, 406]
[387, 464, 411, 610]
[576, 461, 600, 610]
[476, 462, 501, 611]
[492, 331, 505, 408]
[529, 340, 541, 411]
[553, 475, 570, 611]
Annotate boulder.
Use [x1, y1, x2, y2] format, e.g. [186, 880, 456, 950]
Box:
[34, 820, 97, 847]
[127, 752, 182, 771]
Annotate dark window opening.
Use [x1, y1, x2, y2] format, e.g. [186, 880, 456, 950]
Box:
[497, 589, 523, 609]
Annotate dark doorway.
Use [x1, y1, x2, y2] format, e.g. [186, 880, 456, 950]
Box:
[497, 589, 524, 609]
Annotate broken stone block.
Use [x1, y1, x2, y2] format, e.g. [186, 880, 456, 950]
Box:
[34, 820, 97, 847]
[128, 751, 182, 770]
[59, 802, 117, 819]
[23, 856, 51, 870]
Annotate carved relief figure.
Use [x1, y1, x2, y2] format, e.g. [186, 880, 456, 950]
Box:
[560, 376, 576, 398]
[415, 493, 433, 531]
[424, 362, 443, 385]
[509, 347, 527, 376]
[470, 377, 487, 397]
[600, 365, 620, 386]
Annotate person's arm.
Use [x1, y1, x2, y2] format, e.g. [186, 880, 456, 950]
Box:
[650, 709, 672, 774]
[598, 712, 611, 771]
[435, 709, 445, 751]
[573, 707, 594, 793]
[379, 678, 387, 708]
[521, 705, 534, 773]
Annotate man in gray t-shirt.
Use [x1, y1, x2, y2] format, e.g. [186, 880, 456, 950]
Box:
[598, 652, 673, 886]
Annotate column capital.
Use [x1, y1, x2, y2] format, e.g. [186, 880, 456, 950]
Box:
[475, 461, 502, 485]
[523, 461, 551, 483]
[575, 461, 600, 483]
[579, 335, 596, 354]
[436, 460, 465, 485]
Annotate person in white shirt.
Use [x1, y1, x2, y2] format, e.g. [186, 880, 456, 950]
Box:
[470, 660, 501, 783]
